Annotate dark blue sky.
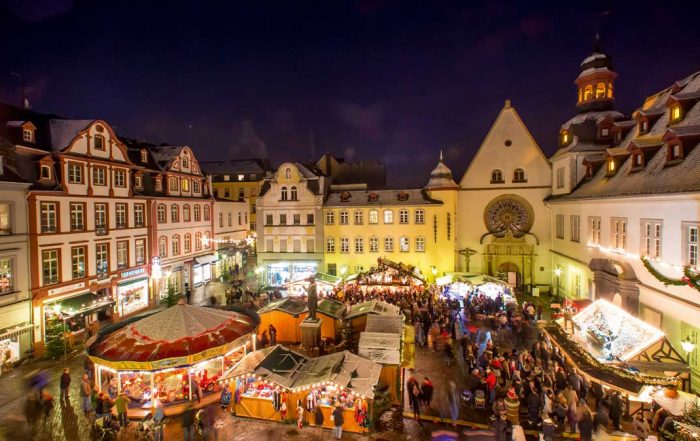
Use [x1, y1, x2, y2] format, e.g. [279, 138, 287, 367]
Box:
[2, 0, 699, 186]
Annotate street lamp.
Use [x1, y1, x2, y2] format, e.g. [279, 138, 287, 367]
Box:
[431, 266, 438, 284]
[681, 335, 696, 355]
[554, 267, 562, 300]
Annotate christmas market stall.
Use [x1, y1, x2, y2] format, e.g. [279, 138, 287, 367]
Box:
[256, 297, 344, 344]
[86, 301, 258, 416]
[225, 345, 308, 422]
[284, 272, 341, 297]
[358, 314, 406, 405]
[436, 273, 515, 304]
[345, 258, 425, 292]
[290, 350, 383, 433]
[345, 300, 402, 340]
[544, 299, 689, 415]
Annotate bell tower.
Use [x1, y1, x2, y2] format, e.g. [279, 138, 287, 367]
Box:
[575, 34, 617, 113]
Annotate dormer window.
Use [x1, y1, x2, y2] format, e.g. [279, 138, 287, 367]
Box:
[140, 149, 148, 163]
[181, 155, 189, 169]
[669, 144, 682, 160]
[607, 160, 616, 173]
[23, 128, 34, 142]
[340, 192, 351, 202]
[490, 169, 503, 183]
[237, 174, 244, 181]
[40, 165, 51, 179]
[671, 105, 682, 123]
[93, 135, 105, 151]
[595, 83, 606, 99]
[560, 130, 570, 145]
[634, 154, 643, 167]
[154, 177, 163, 192]
[600, 127, 610, 138]
[615, 131, 622, 143]
[135, 175, 143, 189]
[640, 120, 649, 133]
[223, 174, 230, 181]
[585, 165, 593, 179]
[397, 192, 409, 202]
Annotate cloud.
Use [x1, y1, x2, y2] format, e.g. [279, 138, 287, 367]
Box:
[334, 101, 386, 139]
[229, 120, 268, 159]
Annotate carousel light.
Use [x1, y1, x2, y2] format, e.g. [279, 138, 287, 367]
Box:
[681, 335, 696, 354]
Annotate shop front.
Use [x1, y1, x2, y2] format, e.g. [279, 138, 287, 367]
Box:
[437, 273, 515, 304]
[159, 266, 183, 299]
[266, 261, 318, 287]
[116, 277, 150, 317]
[0, 322, 32, 371]
[193, 254, 217, 287]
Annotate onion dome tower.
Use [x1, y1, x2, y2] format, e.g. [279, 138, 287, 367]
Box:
[425, 150, 458, 190]
[575, 33, 618, 113]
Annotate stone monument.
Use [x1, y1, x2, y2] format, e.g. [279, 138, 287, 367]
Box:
[300, 276, 322, 349]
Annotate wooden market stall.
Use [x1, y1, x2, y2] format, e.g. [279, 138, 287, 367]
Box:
[257, 297, 344, 344]
[86, 301, 259, 417]
[345, 300, 401, 339]
[346, 258, 426, 291]
[284, 272, 341, 297]
[358, 314, 405, 406]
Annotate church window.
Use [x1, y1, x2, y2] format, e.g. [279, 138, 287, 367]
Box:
[285, 168, 291, 179]
[583, 85, 593, 101]
[513, 168, 526, 183]
[595, 83, 606, 99]
[490, 169, 503, 183]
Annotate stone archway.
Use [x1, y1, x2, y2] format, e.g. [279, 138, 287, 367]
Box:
[498, 262, 521, 287]
[589, 258, 639, 314]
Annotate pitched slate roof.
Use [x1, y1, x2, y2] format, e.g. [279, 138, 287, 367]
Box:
[200, 159, 271, 175]
[48, 119, 94, 151]
[325, 188, 441, 207]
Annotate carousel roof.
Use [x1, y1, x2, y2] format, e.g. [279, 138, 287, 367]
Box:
[89, 301, 258, 364]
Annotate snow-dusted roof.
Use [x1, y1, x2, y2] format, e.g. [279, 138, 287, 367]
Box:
[49, 119, 94, 151]
[358, 332, 401, 365]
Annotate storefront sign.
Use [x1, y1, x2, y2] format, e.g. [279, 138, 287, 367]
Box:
[47, 282, 86, 297]
[120, 268, 146, 280]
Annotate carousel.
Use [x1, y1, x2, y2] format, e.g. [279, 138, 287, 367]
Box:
[86, 300, 259, 415]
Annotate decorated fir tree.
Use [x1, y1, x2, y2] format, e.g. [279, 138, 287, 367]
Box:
[44, 319, 65, 360]
[165, 282, 178, 307]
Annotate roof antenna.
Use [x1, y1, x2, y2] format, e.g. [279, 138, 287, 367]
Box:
[10, 72, 31, 109]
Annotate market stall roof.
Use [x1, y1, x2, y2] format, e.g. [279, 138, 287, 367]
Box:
[438, 273, 510, 287]
[318, 299, 346, 319]
[349, 258, 426, 285]
[648, 388, 700, 417]
[571, 299, 664, 361]
[293, 351, 383, 399]
[256, 297, 307, 316]
[358, 332, 402, 365]
[88, 301, 257, 366]
[345, 300, 401, 320]
[283, 272, 341, 287]
[226, 345, 309, 389]
[364, 315, 404, 335]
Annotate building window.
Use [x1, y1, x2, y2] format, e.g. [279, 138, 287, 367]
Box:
[192, 180, 200, 193]
[355, 237, 364, 253]
[228, 212, 232, 227]
[131, 203, 145, 228]
[93, 135, 105, 151]
[156, 204, 166, 224]
[338, 237, 348, 253]
[218, 212, 224, 228]
[279, 214, 287, 225]
[689, 226, 699, 267]
[384, 236, 394, 252]
[181, 178, 190, 192]
[290, 186, 298, 200]
[134, 175, 142, 188]
[42, 249, 59, 285]
[491, 169, 503, 183]
[293, 213, 300, 225]
[369, 210, 378, 224]
[513, 168, 526, 182]
[571, 215, 580, 242]
[71, 247, 86, 279]
[600, 127, 610, 138]
[556, 167, 565, 189]
[399, 236, 409, 252]
[354, 210, 363, 225]
[633, 154, 643, 167]
[194, 205, 201, 221]
[117, 241, 128, 269]
[69, 203, 84, 231]
[67, 163, 83, 184]
[40, 164, 51, 180]
[93, 167, 106, 186]
[369, 236, 379, 253]
[642, 220, 662, 259]
[307, 213, 314, 225]
[399, 209, 409, 224]
[595, 82, 606, 99]
[671, 105, 682, 122]
[159, 236, 167, 257]
[325, 211, 335, 225]
[114, 169, 126, 188]
[154, 178, 162, 192]
[140, 149, 148, 163]
[383, 210, 393, 224]
[265, 214, 273, 225]
[172, 236, 180, 256]
[238, 188, 245, 200]
[0, 204, 9, 234]
[285, 168, 291, 179]
[181, 155, 189, 169]
[669, 144, 682, 160]
[415, 236, 425, 252]
[555, 214, 565, 239]
[415, 209, 425, 224]
[640, 120, 649, 133]
[23, 128, 34, 142]
[40, 202, 57, 233]
[339, 210, 349, 225]
[281, 186, 288, 201]
[326, 237, 335, 253]
[589, 216, 601, 245]
[612, 218, 627, 251]
[583, 85, 593, 101]
[135, 239, 145, 265]
[96, 243, 109, 279]
[203, 205, 210, 221]
[115, 203, 127, 228]
[180, 205, 189, 222]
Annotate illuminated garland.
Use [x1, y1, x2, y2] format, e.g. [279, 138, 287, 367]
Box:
[640, 256, 700, 292]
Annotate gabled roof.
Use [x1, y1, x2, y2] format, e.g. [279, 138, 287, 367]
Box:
[148, 145, 186, 171]
[324, 188, 442, 207]
[200, 158, 272, 175]
[48, 119, 94, 151]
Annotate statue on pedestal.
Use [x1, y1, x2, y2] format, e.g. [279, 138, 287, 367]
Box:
[305, 276, 318, 321]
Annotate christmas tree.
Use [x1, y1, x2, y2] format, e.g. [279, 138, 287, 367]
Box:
[165, 282, 178, 307]
[44, 318, 65, 360]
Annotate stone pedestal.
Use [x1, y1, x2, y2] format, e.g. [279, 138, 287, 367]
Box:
[300, 318, 322, 349]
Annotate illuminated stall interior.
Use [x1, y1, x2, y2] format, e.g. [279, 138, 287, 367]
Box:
[436, 273, 515, 304]
[344, 258, 425, 292]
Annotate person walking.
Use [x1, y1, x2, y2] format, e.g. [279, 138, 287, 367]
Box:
[182, 403, 196, 441]
[578, 400, 594, 441]
[114, 391, 129, 429]
[260, 330, 270, 348]
[296, 400, 304, 429]
[80, 374, 92, 414]
[421, 377, 434, 408]
[610, 392, 623, 431]
[269, 324, 277, 346]
[313, 405, 324, 438]
[332, 404, 344, 439]
[632, 413, 651, 441]
[220, 383, 232, 414]
[59, 368, 71, 405]
[409, 380, 422, 421]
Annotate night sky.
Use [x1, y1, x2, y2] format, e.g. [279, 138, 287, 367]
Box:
[2, 0, 700, 186]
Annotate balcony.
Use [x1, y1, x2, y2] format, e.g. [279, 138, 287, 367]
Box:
[96, 270, 109, 280]
[95, 224, 108, 236]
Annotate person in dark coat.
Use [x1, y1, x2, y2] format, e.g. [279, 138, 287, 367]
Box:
[527, 387, 541, 425]
[591, 381, 605, 409]
[493, 414, 510, 441]
[421, 377, 434, 408]
[314, 406, 324, 438]
[260, 330, 269, 348]
[59, 368, 71, 405]
[610, 392, 624, 431]
[578, 401, 594, 441]
[269, 324, 277, 346]
[594, 403, 609, 430]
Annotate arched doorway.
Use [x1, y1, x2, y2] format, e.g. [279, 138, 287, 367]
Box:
[498, 262, 521, 288]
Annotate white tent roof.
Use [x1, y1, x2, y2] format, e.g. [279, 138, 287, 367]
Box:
[358, 332, 402, 365]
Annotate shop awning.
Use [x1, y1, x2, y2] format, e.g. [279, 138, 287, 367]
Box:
[0, 323, 33, 340]
[46, 292, 115, 319]
[194, 254, 218, 265]
[649, 388, 700, 416]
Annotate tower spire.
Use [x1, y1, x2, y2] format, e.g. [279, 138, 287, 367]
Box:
[439, 149, 444, 162]
[593, 32, 602, 53]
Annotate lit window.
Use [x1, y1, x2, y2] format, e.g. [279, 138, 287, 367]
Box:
[238, 174, 245, 181]
[595, 83, 606, 99]
[640, 120, 649, 133]
[583, 85, 593, 101]
[325, 211, 335, 225]
[688, 226, 698, 267]
[671, 106, 682, 122]
[600, 127, 610, 137]
[42, 250, 59, 285]
[23, 128, 34, 142]
[607, 160, 615, 173]
[135, 239, 145, 264]
[612, 218, 627, 251]
[40, 202, 57, 233]
[670, 144, 682, 160]
[383, 210, 393, 224]
[415, 209, 424, 224]
[181, 179, 189, 192]
[172, 236, 180, 255]
[589, 217, 601, 245]
[634, 154, 643, 167]
[223, 175, 230, 181]
[117, 241, 128, 269]
[399, 236, 409, 252]
[561, 131, 569, 145]
[184, 234, 191, 253]
[607, 83, 613, 98]
[369, 210, 378, 224]
[140, 149, 148, 163]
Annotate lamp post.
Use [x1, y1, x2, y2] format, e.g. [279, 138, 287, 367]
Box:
[431, 266, 438, 284]
[681, 335, 695, 391]
[339, 265, 348, 282]
[554, 267, 562, 301]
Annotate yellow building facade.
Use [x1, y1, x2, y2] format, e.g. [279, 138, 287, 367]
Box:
[322, 155, 458, 280]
